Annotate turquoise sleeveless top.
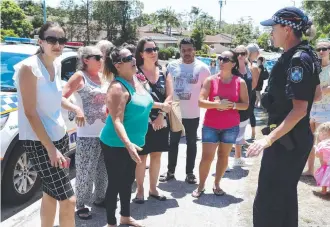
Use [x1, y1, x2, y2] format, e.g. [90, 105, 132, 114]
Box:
[100, 76, 154, 147]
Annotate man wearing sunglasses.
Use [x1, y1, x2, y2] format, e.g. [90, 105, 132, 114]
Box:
[160, 38, 211, 184]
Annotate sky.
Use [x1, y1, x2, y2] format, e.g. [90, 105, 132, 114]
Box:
[45, 0, 303, 29]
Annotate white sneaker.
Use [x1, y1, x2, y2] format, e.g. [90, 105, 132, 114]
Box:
[233, 158, 246, 167]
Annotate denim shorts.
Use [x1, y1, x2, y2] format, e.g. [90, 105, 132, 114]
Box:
[202, 125, 239, 144]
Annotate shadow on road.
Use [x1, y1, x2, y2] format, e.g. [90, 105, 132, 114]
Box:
[158, 180, 196, 199]
[192, 193, 243, 208]
[299, 175, 317, 186]
[222, 167, 249, 180]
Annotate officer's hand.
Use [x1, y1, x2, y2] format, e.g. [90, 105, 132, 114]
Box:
[246, 138, 271, 157]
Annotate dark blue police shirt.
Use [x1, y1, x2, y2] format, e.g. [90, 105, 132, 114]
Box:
[267, 42, 320, 128]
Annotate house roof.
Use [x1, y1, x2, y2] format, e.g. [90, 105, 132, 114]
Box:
[204, 34, 234, 44]
[212, 44, 230, 54]
[138, 31, 178, 42]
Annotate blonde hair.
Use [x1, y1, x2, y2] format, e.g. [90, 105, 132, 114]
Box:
[316, 38, 330, 47]
[96, 40, 114, 56]
[315, 122, 330, 143]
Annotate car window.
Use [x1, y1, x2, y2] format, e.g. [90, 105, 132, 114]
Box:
[61, 57, 77, 81]
[1, 52, 30, 90]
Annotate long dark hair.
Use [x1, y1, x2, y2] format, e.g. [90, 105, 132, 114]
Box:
[228, 50, 239, 74]
[135, 38, 159, 67]
[35, 21, 65, 54]
[103, 46, 126, 76]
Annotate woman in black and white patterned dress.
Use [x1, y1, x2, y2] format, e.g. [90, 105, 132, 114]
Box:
[62, 46, 109, 219]
[133, 38, 174, 204]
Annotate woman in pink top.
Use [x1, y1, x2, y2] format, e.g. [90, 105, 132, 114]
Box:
[192, 50, 249, 197]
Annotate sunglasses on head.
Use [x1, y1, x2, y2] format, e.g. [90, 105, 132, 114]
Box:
[43, 36, 67, 45]
[316, 47, 329, 52]
[144, 47, 159, 53]
[114, 55, 134, 64]
[86, 55, 103, 61]
[237, 52, 247, 56]
[218, 56, 233, 63]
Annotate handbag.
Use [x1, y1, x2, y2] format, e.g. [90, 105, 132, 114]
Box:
[168, 101, 184, 132]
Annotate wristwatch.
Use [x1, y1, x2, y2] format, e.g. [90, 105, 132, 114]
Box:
[159, 111, 166, 118]
[233, 103, 237, 110]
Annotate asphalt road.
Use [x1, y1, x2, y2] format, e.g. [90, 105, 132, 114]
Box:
[1, 108, 259, 227]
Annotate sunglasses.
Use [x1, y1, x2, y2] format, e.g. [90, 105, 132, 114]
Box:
[43, 36, 67, 45]
[237, 52, 247, 56]
[144, 47, 159, 53]
[316, 47, 329, 52]
[114, 55, 134, 64]
[218, 56, 233, 63]
[86, 55, 103, 61]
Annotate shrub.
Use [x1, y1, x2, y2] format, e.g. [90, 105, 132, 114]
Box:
[158, 48, 171, 60]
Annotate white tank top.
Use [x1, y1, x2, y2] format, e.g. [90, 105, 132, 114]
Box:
[71, 71, 107, 137]
[13, 55, 66, 141]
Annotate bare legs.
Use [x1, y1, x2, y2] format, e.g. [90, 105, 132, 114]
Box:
[303, 121, 320, 176]
[135, 152, 162, 198]
[196, 142, 233, 192]
[40, 193, 75, 227]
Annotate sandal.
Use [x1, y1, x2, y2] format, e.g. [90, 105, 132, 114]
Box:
[192, 189, 205, 198]
[76, 207, 92, 220]
[133, 196, 145, 204]
[185, 173, 197, 184]
[149, 194, 167, 201]
[213, 188, 225, 196]
[159, 172, 175, 182]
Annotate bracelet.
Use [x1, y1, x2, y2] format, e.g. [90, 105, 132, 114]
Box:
[264, 137, 272, 147]
[160, 103, 164, 110]
[233, 103, 237, 110]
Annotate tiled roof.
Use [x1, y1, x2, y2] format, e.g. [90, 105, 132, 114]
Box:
[138, 32, 178, 41]
[204, 34, 234, 44]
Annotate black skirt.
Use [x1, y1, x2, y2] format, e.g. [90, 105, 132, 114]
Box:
[23, 134, 74, 201]
[140, 124, 170, 155]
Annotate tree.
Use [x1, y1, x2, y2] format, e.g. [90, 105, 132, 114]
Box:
[191, 28, 204, 50]
[232, 17, 254, 46]
[0, 29, 18, 41]
[303, 0, 330, 40]
[32, 16, 43, 29]
[157, 7, 180, 36]
[257, 33, 271, 50]
[17, 0, 42, 16]
[1, 0, 33, 37]
[134, 13, 152, 27]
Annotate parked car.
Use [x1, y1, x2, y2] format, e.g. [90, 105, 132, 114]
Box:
[1, 38, 79, 205]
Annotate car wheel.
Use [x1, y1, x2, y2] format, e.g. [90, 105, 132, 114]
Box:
[2, 142, 41, 205]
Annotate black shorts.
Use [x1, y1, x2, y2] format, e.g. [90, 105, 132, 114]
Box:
[140, 124, 170, 155]
[23, 134, 74, 201]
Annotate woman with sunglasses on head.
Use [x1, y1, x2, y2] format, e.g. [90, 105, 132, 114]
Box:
[303, 39, 330, 176]
[61, 46, 108, 219]
[13, 22, 75, 227]
[133, 38, 173, 204]
[231, 45, 253, 168]
[192, 50, 249, 197]
[246, 43, 261, 140]
[100, 46, 153, 227]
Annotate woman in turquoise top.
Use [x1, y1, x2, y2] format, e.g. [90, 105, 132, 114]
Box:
[100, 46, 153, 227]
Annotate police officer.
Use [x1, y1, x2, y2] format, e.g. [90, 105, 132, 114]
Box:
[246, 7, 322, 227]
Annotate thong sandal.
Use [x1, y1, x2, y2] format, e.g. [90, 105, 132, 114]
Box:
[149, 194, 167, 201]
[133, 196, 145, 204]
[76, 207, 92, 220]
[213, 188, 225, 196]
[192, 189, 205, 198]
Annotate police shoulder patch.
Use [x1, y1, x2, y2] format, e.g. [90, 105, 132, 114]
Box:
[289, 66, 303, 83]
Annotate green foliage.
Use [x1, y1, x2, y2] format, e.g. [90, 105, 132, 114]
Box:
[0, 29, 18, 41]
[191, 28, 204, 50]
[201, 44, 209, 54]
[257, 33, 271, 51]
[232, 17, 254, 46]
[32, 16, 43, 29]
[158, 48, 172, 60]
[17, 0, 42, 16]
[156, 7, 180, 36]
[166, 46, 179, 58]
[1, 0, 33, 37]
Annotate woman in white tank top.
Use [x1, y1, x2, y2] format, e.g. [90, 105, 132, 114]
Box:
[13, 22, 75, 227]
[62, 46, 109, 219]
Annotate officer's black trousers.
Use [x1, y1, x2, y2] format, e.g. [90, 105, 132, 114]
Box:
[253, 130, 313, 227]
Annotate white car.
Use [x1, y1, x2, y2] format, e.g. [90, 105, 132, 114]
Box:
[1, 40, 79, 205]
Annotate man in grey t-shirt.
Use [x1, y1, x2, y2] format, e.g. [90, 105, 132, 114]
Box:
[160, 38, 210, 184]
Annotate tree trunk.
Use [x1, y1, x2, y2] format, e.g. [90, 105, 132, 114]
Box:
[86, 0, 90, 44]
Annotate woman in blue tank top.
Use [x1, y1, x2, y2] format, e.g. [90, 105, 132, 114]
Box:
[100, 46, 153, 227]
